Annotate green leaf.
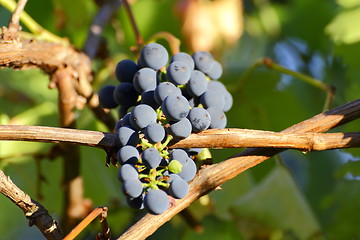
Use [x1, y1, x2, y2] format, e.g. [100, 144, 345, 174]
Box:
[232, 166, 322, 239]
[325, 7, 360, 44]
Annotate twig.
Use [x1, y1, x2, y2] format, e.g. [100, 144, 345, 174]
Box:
[117, 98, 360, 240]
[6, 0, 27, 37]
[0, 170, 63, 240]
[84, 0, 122, 59]
[63, 207, 110, 240]
[123, 0, 143, 48]
[2, 118, 360, 151]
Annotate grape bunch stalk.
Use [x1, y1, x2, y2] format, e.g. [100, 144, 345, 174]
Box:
[98, 42, 233, 214]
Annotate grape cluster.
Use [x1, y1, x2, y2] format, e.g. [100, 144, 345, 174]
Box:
[98, 43, 232, 214]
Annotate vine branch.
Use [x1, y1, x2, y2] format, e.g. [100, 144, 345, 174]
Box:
[0, 170, 63, 240]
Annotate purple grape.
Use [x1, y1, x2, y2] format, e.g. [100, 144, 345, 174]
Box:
[113, 82, 138, 108]
[192, 51, 214, 73]
[98, 85, 118, 109]
[133, 68, 158, 93]
[117, 145, 140, 165]
[144, 123, 165, 143]
[138, 43, 169, 70]
[187, 70, 208, 97]
[141, 90, 160, 109]
[206, 60, 223, 80]
[142, 148, 162, 169]
[168, 178, 189, 199]
[117, 125, 139, 147]
[167, 118, 192, 139]
[187, 107, 211, 132]
[170, 149, 190, 165]
[130, 104, 157, 130]
[144, 189, 169, 214]
[207, 107, 227, 129]
[115, 59, 139, 82]
[177, 158, 197, 182]
[122, 178, 143, 198]
[154, 82, 182, 105]
[166, 61, 191, 85]
[171, 52, 195, 70]
[200, 90, 225, 110]
[118, 164, 138, 182]
[162, 94, 190, 121]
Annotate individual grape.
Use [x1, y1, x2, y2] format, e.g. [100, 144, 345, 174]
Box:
[207, 81, 233, 112]
[117, 125, 139, 147]
[206, 60, 223, 80]
[130, 104, 157, 130]
[142, 148, 162, 169]
[98, 85, 118, 109]
[187, 148, 203, 156]
[187, 107, 211, 132]
[122, 178, 143, 198]
[167, 118, 192, 139]
[166, 61, 191, 85]
[144, 189, 169, 215]
[186, 70, 208, 97]
[154, 82, 182, 105]
[168, 178, 189, 199]
[192, 51, 214, 73]
[117, 145, 140, 165]
[118, 164, 138, 182]
[115, 112, 131, 131]
[113, 82, 138, 108]
[166, 173, 181, 183]
[144, 123, 165, 143]
[139, 43, 169, 70]
[178, 158, 197, 182]
[207, 107, 227, 129]
[162, 95, 190, 121]
[141, 90, 160, 109]
[126, 195, 144, 209]
[170, 149, 190, 165]
[200, 90, 225, 110]
[171, 52, 195, 70]
[222, 89, 233, 112]
[133, 68, 158, 93]
[115, 59, 139, 82]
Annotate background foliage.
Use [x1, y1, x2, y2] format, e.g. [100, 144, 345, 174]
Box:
[1, 0, 360, 239]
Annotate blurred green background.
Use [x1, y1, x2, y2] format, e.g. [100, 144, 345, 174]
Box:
[1, 0, 360, 239]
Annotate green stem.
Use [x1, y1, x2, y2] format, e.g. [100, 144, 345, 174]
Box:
[158, 134, 173, 152]
[0, 0, 66, 44]
[263, 58, 335, 111]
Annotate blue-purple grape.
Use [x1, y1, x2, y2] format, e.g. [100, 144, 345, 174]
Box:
[139, 43, 169, 70]
[130, 104, 157, 130]
[115, 59, 139, 83]
[144, 189, 169, 215]
[144, 123, 165, 143]
[168, 178, 189, 199]
[117, 125, 139, 147]
[192, 51, 214, 73]
[167, 118, 192, 139]
[154, 82, 181, 105]
[171, 52, 195, 70]
[177, 158, 197, 182]
[122, 179, 143, 198]
[207, 107, 227, 129]
[141, 90, 160, 110]
[133, 68, 158, 93]
[166, 61, 191, 85]
[118, 164, 139, 182]
[162, 94, 190, 121]
[142, 147, 162, 169]
[98, 85, 118, 109]
[117, 145, 140, 165]
[170, 149, 190, 165]
[187, 70, 208, 97]
[113, 82, 138, 108]
[200, 90, 225, 110]
[206, 60, 223, 80]
[187, 107, 211, 132]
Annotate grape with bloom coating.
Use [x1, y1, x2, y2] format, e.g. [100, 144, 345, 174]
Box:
[169, 178, 189, 199]
[117, 145, 139, 165]
[139, 43, 169, 70]
[115, 59, 139, 82]
[130, 104, 157, 130]
[144, 189, 169, 215]
[162, 94, 190, 121]
[117, 126, 139, 147]
[142, 148, 162, 169]
[144, 123, 165, 143]
[187, 107, 211, 132]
